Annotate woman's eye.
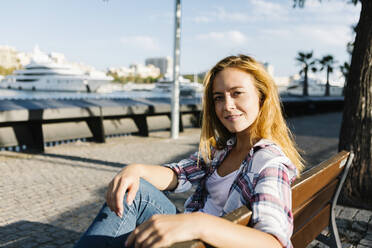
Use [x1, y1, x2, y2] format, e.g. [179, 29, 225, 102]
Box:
[233, 91, 242, 97]
[213, 96, 223, 102]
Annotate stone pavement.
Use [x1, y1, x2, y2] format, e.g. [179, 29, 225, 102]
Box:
[0, 112, 371, 248]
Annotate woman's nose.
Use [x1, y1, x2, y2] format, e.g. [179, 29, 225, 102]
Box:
[224, 95, 235, 110]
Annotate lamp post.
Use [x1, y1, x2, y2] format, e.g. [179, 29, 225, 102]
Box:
[171, 0, 181, 139]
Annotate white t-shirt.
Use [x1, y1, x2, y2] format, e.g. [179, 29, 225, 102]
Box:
[200, 168, 240, 216]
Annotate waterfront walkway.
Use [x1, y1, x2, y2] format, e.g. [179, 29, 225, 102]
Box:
[0, 112, 371, 248]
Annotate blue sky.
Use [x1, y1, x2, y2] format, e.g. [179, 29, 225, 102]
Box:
[0, 0, 361, 78]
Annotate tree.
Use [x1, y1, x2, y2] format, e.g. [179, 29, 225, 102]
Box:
[318, 55, 337, 96]
[296, 51, 317, 96]
[0, 66, 17, 76]
[294, 0, 372, 209]
[339, 62, 350, 95]
[339, 24, 357, 96]
[339, 62, 350, 82]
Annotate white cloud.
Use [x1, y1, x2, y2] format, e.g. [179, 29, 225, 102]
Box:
[304, 0, 352, 11]
[149, 12, 173, 24]
[192, 7, 249, 23]
[291, 0, 360, 25]
[228, 31, 248, 44]
[261, 28, 291, 37]
[120, 35, 159, 51]
[297, 25, 352, 47]
[192, 3, 289, 24]
[193, 16, 211, 23]
[213, 7, 249, 22]
[191, 1, 359, 27]
[247, 0, 289, 18]
[196, 30, 248, 45]
[261, 24, 352, 48]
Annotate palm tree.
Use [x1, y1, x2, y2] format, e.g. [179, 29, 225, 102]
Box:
[339, 62, 350, 96]
[296, 51, 317, 96]
[318, 55, 337, 96]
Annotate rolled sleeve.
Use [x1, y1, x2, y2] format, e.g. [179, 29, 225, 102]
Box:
[250, 161, 295, 248]
[163, 151, 206, 193]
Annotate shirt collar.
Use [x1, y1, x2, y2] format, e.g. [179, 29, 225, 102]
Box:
[225, 136, 275, 156]
[249, 138, 275, 156]
[226, 136, 236, 148]
[226, 136, 274, 148]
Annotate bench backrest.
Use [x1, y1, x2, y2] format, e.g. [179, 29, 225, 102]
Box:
[291, 150, 350, 247]
[170, 151, 352, 248]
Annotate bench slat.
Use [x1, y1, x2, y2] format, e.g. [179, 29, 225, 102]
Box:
[170, 241, 207, 248]
[293, 178, 338, 233]
[292, 204, 331, 248]
[222, 205, 252, 225]
[292, 151, 349, 210]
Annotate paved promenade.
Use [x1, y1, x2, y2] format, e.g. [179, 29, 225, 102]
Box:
[0, 112, 371, 248]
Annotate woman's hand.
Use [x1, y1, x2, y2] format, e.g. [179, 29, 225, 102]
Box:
[125, 213, 203, 248]
[106, 164, 142, 218]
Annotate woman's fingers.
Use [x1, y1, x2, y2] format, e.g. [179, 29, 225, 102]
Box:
[105, 166, 141, 218]
[106, 175, 127, 217]
[114, 178, 129, 217]
[126, 180, 139, 205]
[134, 222, 156, 246]
[126, 220, 151, 247]
[139, 229, 171, 248]
[137, 233, 163, 248]
[106, 180, 115, 211]
[125, 227, 137, 247]
[126, 215, 174, 248]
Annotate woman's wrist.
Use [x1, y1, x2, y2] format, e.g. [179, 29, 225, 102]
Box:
[189, 212, 209, 240]
[127, 163, 145, 178]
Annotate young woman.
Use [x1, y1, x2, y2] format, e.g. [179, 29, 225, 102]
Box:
[74, 54, 304, 248]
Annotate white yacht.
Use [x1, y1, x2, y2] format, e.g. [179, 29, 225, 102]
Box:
[154, 77, 203, 97]
[0, 61, 112, 92]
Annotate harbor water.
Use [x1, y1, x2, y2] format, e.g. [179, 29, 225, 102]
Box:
[0, 88, 171, 101]
[0, 85, 293, 101]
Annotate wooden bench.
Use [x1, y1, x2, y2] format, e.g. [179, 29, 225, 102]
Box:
[170, 150, 354, 248]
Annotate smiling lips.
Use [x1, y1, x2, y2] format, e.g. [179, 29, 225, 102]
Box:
[224, 114, 242, 121]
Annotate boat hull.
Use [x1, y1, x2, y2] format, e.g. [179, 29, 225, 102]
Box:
[0, 78, 107, 92]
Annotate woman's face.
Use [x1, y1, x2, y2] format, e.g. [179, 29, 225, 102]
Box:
[212, 68, 260, 134]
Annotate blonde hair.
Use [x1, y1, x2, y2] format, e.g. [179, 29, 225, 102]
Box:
[199, 54, 304, 173]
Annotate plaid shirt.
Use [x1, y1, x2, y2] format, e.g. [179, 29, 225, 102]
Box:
[164, 138, 298, 248]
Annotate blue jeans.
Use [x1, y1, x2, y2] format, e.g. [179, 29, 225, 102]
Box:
[74, 179, 177, 248]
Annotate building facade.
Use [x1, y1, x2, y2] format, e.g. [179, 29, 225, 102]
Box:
[0, 46, 19, 68]
[108, 64, 160, 78]
[145, 56, 173, 79]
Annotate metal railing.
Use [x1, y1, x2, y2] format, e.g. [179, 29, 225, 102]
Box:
[0, 96, 343, 153]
